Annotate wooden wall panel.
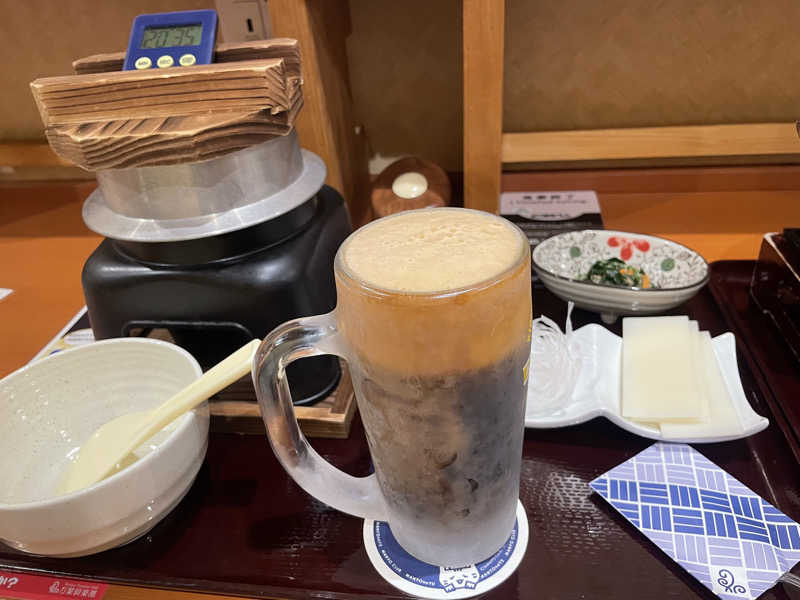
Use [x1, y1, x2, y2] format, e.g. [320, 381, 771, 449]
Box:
[504, 0, 800, 133]
[0, 0, 208, 141]
[345, 0, 462, 171]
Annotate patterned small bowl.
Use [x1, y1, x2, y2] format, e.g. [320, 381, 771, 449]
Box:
[532, 230, 709, 323]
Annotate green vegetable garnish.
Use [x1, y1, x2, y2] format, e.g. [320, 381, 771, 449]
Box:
[582, 258, 656, 289]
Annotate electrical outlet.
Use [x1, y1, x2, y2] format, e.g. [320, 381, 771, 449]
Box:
[215, 0, 271, 42]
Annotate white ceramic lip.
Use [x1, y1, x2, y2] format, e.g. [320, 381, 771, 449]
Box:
[532, 229, 710, 292]
[0, 337, 203, 511]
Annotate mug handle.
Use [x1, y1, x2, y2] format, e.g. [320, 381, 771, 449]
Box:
[252, 312, 388, 521]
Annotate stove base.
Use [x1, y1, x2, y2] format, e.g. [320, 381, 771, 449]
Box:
[82, 185, 351, 405]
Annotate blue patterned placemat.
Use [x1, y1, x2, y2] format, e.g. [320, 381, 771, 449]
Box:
[590, 443, 800, 599]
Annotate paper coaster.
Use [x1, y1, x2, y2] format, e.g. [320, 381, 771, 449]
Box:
[363, 500, 528, 599]
[591, 443, 800, 600]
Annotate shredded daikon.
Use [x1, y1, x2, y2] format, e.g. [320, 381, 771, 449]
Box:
[528, 302, 579, 415]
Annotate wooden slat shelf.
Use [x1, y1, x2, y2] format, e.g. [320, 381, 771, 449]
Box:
[501, 123, 800, 165]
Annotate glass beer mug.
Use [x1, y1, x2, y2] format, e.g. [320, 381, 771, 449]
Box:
[253, 208, 531, 566]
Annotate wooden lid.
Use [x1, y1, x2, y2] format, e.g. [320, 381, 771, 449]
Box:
[29, 40, 303, 170]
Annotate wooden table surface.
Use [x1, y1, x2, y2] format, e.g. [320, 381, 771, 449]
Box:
[0, 179, 799, 599]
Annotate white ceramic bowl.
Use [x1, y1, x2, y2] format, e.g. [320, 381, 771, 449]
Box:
[532, 230, 709, 323]
[0, 338, 207, 557]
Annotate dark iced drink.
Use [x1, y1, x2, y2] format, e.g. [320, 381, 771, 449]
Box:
[335, 208, 531, 565]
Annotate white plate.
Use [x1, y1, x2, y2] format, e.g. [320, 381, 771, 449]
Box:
[524, 324, 769, 443]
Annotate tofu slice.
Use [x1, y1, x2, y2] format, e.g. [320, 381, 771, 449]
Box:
[688, 321, 711, 423]
[660, 331, 744, 439]
[621, 316, 707, 422]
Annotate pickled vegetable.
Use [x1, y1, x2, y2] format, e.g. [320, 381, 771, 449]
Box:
[583, 258, 655, 288]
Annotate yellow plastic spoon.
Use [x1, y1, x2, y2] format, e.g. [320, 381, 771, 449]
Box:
[58, 339, 261, 495]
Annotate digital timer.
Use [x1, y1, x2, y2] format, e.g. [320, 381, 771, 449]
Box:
[123, 9, 217, 70]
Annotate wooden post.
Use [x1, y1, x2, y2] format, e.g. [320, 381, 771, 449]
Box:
[463, 0, 505, 212]
[269, 0, 371, 225]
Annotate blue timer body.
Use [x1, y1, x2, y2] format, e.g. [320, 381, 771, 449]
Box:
[123, 9, 218, 71]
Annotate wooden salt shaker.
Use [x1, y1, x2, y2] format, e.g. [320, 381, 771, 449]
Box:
[370, 157, 451, 218]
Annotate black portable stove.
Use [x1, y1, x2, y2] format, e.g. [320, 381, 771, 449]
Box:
[80, 134, 351, 405]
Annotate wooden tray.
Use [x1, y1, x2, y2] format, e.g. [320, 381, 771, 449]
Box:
[210, 359, 356, 439]
[709, 259, 800, 466]
[1, 265, 798, 599]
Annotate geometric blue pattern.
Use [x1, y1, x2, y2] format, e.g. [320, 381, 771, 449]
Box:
[731, 495, 762, 519]
[736, 516, 770, 544]
[590, 442, 800, 599]
[672, 507, 704, 534]
[609, 479, 637, 502]
[705, 511, 737, 538]
[670, 484, 701, 508]
[701, 490, 732, 512]
[639, 482, 669, 504]
[642, 504, 671, 530]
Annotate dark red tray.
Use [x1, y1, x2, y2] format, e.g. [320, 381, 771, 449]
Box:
[710, 259, 800, 466]
[1, 261, 798, 599]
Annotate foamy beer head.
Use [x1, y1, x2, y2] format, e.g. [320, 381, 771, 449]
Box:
[335, 208, 531, 374]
